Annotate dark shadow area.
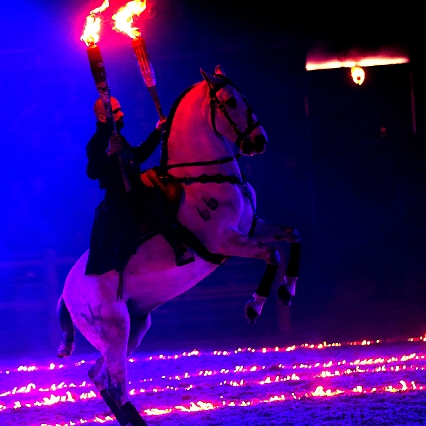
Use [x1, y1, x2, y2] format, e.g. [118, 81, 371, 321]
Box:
[1, 0, 425, 360]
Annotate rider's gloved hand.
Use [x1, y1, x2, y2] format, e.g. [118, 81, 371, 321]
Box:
[156, 116, 167, 132]
[107, 134, 123, 156]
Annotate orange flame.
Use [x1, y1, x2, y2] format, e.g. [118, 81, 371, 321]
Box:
[112, 0, 147, 39]
[81, 0, 110, 46]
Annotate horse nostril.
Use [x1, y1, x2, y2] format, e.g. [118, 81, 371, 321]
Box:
[254, 134, 267, 153]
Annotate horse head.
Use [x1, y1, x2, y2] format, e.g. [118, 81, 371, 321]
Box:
[200, 65, 268, 156]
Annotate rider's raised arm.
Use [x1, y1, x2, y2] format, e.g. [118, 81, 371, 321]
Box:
[131, 127, 163, 165]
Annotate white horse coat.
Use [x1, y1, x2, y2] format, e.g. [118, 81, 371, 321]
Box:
[62, 65, 300, 425]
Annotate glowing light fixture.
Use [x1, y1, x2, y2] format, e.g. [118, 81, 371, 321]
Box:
[306, 55, 409, 71]
[305, 52, 410, 86]
[351, 66, 365, 85]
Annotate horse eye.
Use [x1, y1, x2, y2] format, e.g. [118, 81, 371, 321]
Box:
[224, 97, 237, 108]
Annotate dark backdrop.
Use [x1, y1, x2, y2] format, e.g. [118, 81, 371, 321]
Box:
[0, 0, 425, 358]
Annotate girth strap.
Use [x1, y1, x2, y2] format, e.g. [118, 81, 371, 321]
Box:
[160, 173, 243, 185]
[166, 154, 239, 170]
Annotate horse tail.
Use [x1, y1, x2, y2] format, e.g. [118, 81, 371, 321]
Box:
[56, 294, 75, 358]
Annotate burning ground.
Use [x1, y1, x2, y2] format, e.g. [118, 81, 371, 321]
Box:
[1, 337, 426, 425]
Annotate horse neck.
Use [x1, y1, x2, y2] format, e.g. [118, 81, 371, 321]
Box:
[167, 82, 240, 176]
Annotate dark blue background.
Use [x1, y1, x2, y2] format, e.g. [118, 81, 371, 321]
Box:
[1, 0, 425, 357]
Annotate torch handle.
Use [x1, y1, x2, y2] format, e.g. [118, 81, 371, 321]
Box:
[132, 37, 165, 120]
[116, 150, 132, 193]
[110, 127, 132, 193]
[148, 85, 165, 120]
[87, 44, 132, 192]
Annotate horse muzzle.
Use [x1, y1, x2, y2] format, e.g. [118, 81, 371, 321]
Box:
[241, 133, 267, 156]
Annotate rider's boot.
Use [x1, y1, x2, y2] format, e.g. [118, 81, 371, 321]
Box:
[143, 186, 195, 267]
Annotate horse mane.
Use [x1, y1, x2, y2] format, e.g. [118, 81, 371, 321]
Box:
[160, 83, 199, 170]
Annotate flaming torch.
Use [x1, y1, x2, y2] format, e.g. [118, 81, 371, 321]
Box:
[112, 0, 165, 119]
[81, 0, 131, 191]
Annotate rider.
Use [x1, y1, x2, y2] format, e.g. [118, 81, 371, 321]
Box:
[56, 96, 195, 358]
[85, 96, 195, 276]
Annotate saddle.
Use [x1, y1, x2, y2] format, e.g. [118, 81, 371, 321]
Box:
[140, 167, 183, 217]
[139, 167, 227, 266]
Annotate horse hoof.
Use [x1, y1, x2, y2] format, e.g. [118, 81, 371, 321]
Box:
[57, 331, 75, 358]
[277, 284, 293, 306]
[121, 401, 148, 426]
[100, 389, 129, 426]
[244, 303, 259, 325]
[57, 341, 75, 358]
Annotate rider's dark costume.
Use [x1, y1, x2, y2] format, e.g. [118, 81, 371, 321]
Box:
[85, 121, 189, 275]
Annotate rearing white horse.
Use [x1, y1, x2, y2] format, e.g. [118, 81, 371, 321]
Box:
[61, 65, 300, 425]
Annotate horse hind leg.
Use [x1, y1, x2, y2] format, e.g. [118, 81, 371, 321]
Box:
[86, 357, 128, 426]
[88, 313, 152, 387]
[86, 308, 152, 426]
[56, 294, 75, 358]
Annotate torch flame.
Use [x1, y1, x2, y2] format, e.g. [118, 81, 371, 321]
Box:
[81, 0, 110, 46]
[112, 0, 147, 39]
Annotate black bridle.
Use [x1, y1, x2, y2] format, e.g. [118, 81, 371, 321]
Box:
[208, 75, 262, 152]
[159, 76, 261, 179]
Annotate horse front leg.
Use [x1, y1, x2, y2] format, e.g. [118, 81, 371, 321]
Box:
[212, 228, 279, 324]
[218, 227, 282, 264]
[222, 220, 301, 323]
[251, 218, 301, 307]
[250, 218, 301, 245]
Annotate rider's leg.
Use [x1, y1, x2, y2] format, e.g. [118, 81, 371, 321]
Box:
[140, 185, 195, 266]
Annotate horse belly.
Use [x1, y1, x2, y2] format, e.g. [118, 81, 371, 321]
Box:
[62, 236, 217, 321]
[123, 235, 217, 310]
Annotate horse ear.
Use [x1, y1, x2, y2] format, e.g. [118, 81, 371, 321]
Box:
[214, 65, 226, 76]
[200, 67, 226, 90]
